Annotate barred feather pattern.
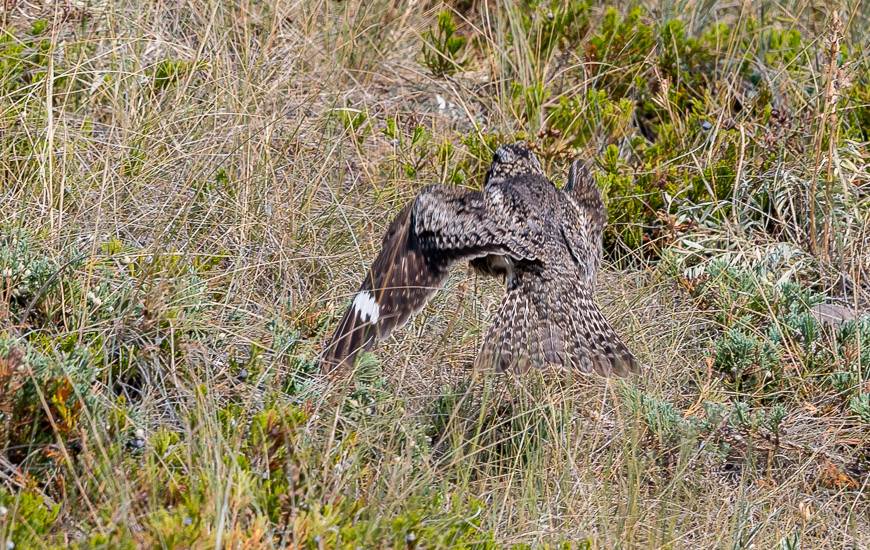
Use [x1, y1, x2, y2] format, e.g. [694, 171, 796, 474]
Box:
[477, 267, 638, 376]
[322, 183, 541, 373]
[321, 202, 445, 372]
[322, 142, 640, 377]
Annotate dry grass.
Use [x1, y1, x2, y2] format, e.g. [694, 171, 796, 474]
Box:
[0, 0, 868, 548]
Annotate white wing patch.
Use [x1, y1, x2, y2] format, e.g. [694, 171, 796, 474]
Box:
[353, 291, 380, 323]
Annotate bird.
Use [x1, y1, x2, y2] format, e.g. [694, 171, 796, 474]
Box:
[321, 142, 639, 376]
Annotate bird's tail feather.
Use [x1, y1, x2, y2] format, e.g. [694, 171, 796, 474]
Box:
[478, 273, 639, 376]
[477, 279, 531, 372]
[561, 278, 639, 376]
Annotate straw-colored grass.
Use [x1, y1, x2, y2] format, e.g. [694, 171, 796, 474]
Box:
[0, 0, 867, 547]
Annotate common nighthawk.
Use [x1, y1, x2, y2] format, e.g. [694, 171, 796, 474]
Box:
[322, 142, 639, 376]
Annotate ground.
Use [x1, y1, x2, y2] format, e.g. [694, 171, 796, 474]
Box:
[0, 0, 868, 548]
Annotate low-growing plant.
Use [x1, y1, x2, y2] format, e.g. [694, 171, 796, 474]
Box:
[149, 58, 206, 92]
[422, 10, 468, 76]
[0, 488, 60, 549]
[691, 260, 868, 412]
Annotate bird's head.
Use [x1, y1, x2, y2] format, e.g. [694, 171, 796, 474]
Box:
[485, 142, 544, 184]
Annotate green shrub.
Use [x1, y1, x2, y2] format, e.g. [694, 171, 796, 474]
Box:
[0, 488, 61, 549]
[422, 10, 468, 76]
[0, 24, 52, 100]
[586, 7, 654, 97]
[546, 89, 634, 150]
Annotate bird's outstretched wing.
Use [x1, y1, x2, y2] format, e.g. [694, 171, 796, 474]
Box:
[560, 160, 605, 285]
[477, 270, 639, 376]
[322, 185, 535, 373]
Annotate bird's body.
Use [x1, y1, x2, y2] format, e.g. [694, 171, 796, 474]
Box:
[323, 143, 638, 376]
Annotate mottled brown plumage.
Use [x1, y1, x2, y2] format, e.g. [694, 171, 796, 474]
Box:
[322, 142, 639, 376]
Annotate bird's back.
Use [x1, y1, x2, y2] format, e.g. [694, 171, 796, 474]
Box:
[484, 172, 568, 264]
